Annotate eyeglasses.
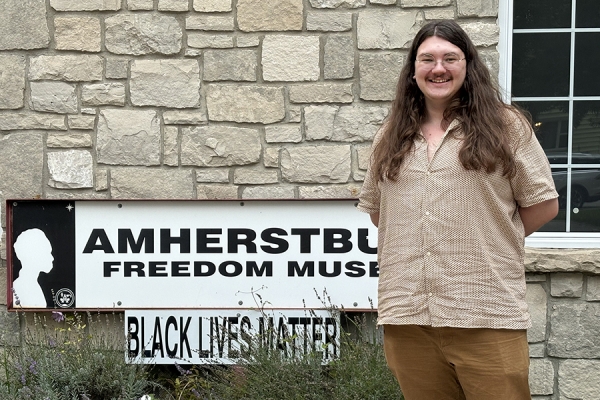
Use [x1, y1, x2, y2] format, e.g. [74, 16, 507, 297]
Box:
[415, 56, 466, 70]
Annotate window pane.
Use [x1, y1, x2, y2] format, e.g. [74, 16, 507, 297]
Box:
[514, 0, 572, 29]
[515, 101, 569, 162]
[576, 0, 600, 28]
[574, 33, 600, 96]
[569, 168, 600, 232]
[512, 33, 570, 97]
[539, 168, 567, 232]
[572, 101, 600, 164]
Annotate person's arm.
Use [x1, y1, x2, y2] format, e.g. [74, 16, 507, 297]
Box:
[370, 212, 380, 228]
[519, 198, 559, 236]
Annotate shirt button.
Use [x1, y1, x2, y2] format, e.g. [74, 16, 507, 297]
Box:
[426, 171, 431, 176]
[425, 211, 430, 216]
[428, 292, 433, 297]
[426, 252, 431, 256]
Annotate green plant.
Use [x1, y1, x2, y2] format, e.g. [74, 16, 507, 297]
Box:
[165, 312, 403, 400]
[0, 310, 159, 400]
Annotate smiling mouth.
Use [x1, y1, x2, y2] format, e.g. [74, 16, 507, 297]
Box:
[430, 78, 450, 83]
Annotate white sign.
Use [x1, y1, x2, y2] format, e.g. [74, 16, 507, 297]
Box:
[125, 309, 340, 364]
[8, 200, 378, 310]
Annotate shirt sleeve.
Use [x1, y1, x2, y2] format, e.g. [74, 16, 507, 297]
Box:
[357, 127, 383, 214]
[508, 111, 559, 208]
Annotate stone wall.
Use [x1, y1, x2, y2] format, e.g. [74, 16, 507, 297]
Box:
[0, 0, 598, 399]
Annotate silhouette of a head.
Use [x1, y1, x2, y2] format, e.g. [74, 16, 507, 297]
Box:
[14, 228, 54, 274]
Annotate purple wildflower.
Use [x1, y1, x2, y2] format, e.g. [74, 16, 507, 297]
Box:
[51, 311, 65, 322]
[174, 362, 191, 375]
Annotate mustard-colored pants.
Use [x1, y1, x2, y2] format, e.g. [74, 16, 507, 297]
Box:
[383, 325, 531, 400]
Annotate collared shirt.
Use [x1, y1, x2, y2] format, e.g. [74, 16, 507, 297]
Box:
[357, 114, 558, 329]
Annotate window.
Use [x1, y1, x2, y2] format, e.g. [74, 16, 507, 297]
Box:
[499, 0, 600, 247]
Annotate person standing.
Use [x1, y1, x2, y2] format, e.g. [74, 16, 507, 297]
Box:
[358, 20, 558, 400]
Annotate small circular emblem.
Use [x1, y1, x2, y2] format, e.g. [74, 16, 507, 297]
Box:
[54, 288, 75, 308]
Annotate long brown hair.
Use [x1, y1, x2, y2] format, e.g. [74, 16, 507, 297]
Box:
[371, 20, 525, 182]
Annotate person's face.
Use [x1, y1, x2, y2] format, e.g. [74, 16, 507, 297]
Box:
[39, 240, 54, 273]
[414, 36, 467, 110]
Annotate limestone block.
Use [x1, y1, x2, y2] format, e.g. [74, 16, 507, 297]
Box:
[233, 169, 279, 184]
[48, 150, 93, 189]
[243, 186, 294, 199]
[50, 0, 121, 10]
[525, 249, 600, 274]
[29, 55, 103, 82]
[96, 169, 108, 191]
[97, 109, 161, 165]
[0, 133, 44, 200]
[324, 36, 354, 79]
[164, 126, 179, 166]
[237, 0, 303, 32]
[203, 49, 257, 81]
[529, 359, 554, 396]
[128, 0, 154, 10]
[47, 133, 93, 148]
[163, 110, 208, 125]
[587, 276, 600, 301]
[423, 8, 455, 20]
[370, 0, 395, 3]
[298, 184, 361, 198]
[181, 126, 261, 166]
[309, 0, 366, 8]
[551, 272, 583, 297]
[81, 83, 126, 106]
[457, 0, 498, 17]
[265, 125, 302, 143]
[193, 0, 232, 12]
[0, 113, 66, 131]
[54, 17, 101, 52]
[281, 145, 351, 183]
[479, 49, 500, 85]
[186, 15, 235, 30]
[289, 83, 354, 103]
[0, 310, 20, 345]
[0, 55, 26, 109]
[288, 106, 302, 122]
[68, 115, 96, 130]
[105, 59, 129, 79]
[307, 12, 353, 31]
[526, 284, 547, 343]
[197, 185, 238, 199]
[356, 144, 371, 170]
[206, 85, 285, 123]
[263, 147, 279, 167]
[111, 168, 194, 199]
[0, 0, 49, 50]
[158, 0, 189, 11]
[400, 0, 450, 6]
[548, 302, 600, 358]
[0, 269, 7, 306]
[30, 81, 78, 114]
[188, 33, 234, 48]
[526, 273, 547, 282]
[45, 189, 108, 199]
[529, 342, 545, 358]
[236, 36, 260, 47]
[196, 169, 230, 183]
[359, 52, 404, 101]
[357, 10, 419, 49]
[305, 105, 338, 140]
[105, 14, 182, 55]
[559, 360, 600, 400]
[262, 36, 320, 82]
[130, 59, 200, 108]
[333, 105, 388, 141]
[459, 22, 499, 47]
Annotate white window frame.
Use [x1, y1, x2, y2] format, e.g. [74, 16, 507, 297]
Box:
[498, 0, 600, 248]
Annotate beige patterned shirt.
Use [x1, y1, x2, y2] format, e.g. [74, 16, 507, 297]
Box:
[358, 114, 558, 329]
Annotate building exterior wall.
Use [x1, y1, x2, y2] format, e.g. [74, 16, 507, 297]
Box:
[0, 0, 598, 398]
